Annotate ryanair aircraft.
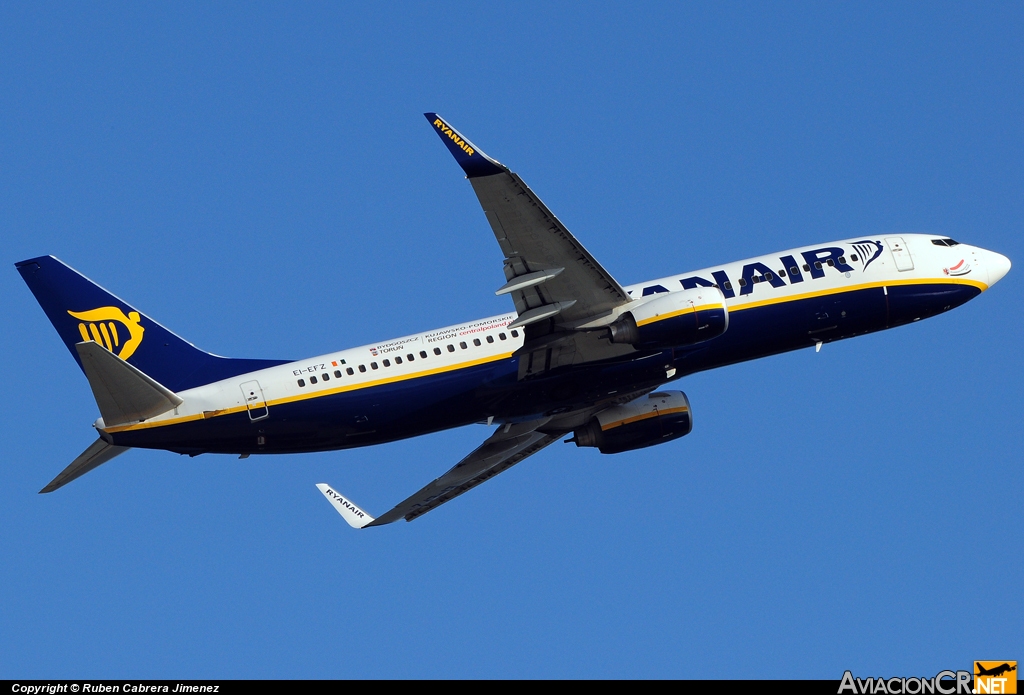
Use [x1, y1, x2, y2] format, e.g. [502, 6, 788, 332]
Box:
[17, 113, 1011, 528]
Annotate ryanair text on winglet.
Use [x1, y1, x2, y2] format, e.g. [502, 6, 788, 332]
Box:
[324, 487, 366, 519]
[434, 118, 475, 156]
[838, 670, 973, 695]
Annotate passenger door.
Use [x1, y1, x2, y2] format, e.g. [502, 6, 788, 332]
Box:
[885, 237, 914, 271]
[240, 380, 269, 421]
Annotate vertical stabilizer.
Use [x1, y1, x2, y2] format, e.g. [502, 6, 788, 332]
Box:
[16, 256, 288, 391]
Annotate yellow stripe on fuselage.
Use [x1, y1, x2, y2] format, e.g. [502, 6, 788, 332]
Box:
[104, 350, 517, 433]
[104, 277, 985, 434]
[726, 277, 987, 313]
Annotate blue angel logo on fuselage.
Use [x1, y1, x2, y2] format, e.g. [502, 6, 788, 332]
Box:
[851, 240, 884, 272]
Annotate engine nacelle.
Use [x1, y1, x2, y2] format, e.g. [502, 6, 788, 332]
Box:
[570, 391, 692, 454]
[608, 287, 729, 349]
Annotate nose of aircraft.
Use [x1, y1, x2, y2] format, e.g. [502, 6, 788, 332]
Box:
[985, 250, 1011, 287]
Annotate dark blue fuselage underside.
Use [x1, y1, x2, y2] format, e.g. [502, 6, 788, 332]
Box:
[110, 283, 979, 455]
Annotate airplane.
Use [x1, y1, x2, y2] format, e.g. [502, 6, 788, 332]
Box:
[975, 663, 1016, 678]
[16, 113, 1011, 528]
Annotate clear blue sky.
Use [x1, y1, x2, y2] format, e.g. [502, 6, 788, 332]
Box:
[2, 2, 1021, 679]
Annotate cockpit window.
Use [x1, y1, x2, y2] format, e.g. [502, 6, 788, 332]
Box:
[931, 238, 961, 247]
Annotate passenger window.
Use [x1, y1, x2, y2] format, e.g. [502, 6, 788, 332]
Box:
[358, 364, 366, 373]
[764, 272, 773, 281]
[371, 362, 378, 370]
[850, 255, 858, 262]
[473, 338, 481, 346]
[752, 276, 760, 284]
[420, 351, 428, 358]
[321, 373, 329, 381]
[459, 341, 467, 349]
[790, 266, 799, 275]
[738, 278, 747, 287]
[346, 367, 354, 375]
[297, 379, 305, 387]
[486, 335, 494, 343]
[382, 359, 390, 367]
[395, 356, 402, 364]
[803, 264, 811, 272]
[310, 376, 318, 384]
[334, 370, 342, 378]
[838, 256, 846, 264]
[433, 347, 442, 355]
[778, 269, 786, 276]
[826, 259, 834, 267]
[447, 344, 455, 352]
[814, 261, 822, 269]
[407, 354, 414, 361]
[499, 333, 506, 340]
[723, 281, 732, 290]
[511, 330, 519, 337]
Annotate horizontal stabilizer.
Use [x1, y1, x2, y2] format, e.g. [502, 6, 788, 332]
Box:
[316, 483, 375, 528]
[76, 341, 183, 427]
[40, 437, 130, 493]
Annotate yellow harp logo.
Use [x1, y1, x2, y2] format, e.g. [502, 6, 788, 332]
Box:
[67, 307, 145, 360]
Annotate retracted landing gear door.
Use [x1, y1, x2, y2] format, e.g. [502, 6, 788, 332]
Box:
[240, 380, 269, 421]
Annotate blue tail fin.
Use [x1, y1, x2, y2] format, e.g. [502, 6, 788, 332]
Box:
[16, 256, 289, 392]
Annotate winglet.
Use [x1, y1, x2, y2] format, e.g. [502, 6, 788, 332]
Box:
[316, 483, 376, 528]
[424, 113, 505, 178]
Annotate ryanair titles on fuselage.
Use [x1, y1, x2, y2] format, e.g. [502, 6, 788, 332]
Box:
[635, 242, 884, 301]
[433, 118, 475, 156]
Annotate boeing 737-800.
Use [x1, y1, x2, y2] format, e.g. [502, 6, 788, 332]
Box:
[16, 113, 1011, 527]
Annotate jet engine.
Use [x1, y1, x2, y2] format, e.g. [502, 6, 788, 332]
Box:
[607, 287, 729, 349]
[569, 391, 692, 454]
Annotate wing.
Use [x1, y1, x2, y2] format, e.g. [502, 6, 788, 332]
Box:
[425, 113, 632, 330]
[320, 416, 576, 527]
[373, 420, 563, 525]
[318, 418, 565, 527]
[317, 389, 659, 527]
[315, 386, 659, 528]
